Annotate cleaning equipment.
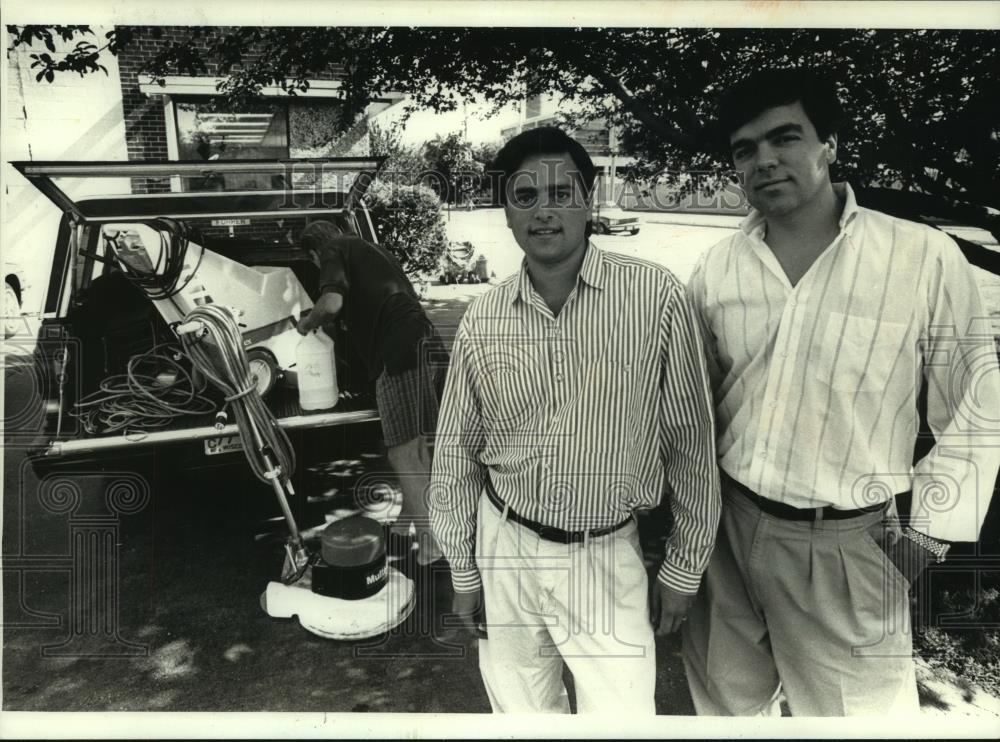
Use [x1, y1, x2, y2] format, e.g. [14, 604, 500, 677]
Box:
[177, 303, 306, 578]
[262, 568, 414, 640]
[70, 344, 216, 434]
[314, 516, 387, 598]
[295, 329, 338, 410]
[263, 515, 414, 639]
[103, 219, 313, 397]
[175, 303, 414, 639]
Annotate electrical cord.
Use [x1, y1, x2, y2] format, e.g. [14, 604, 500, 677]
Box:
[103, 217, 204, 301]
[99, 217, 307, 578]
[70, 344, 217, 435]
[177, 303, 296, 486]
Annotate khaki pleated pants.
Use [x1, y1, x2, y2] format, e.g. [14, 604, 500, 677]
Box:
[681, 480, 920, 716]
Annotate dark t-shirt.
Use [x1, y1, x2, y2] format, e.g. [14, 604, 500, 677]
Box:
[302, 221, 436, 381]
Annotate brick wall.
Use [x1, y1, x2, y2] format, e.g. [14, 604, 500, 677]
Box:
[116, 26, 353, 193]
[118, 27, 182, 192]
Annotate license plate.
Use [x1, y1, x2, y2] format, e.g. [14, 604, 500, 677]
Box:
[204, 435, 244, 456]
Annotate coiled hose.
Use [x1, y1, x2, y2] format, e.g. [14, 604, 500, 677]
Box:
[178, 303, 307, 580]
[177, 303, 296, 486]
[71, 345, 216, 434]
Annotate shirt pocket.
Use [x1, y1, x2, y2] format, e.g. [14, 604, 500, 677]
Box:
[813, 312, 910, 392]
[583, 354, 654, 451]
[590, 358, 634, 392]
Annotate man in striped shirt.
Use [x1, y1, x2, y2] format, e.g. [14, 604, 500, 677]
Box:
[430, 127, 720, 713]
[682, 69, 1000, 716]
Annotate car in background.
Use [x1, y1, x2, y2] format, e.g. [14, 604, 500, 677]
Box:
[592, 201, 641, 235]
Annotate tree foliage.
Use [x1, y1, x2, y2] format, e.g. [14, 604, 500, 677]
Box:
[420, 132, 482, 204]
[367, 119, 425, 179]
[8, 25, 999, 262]
[7, 24, 109, 80]
[364, 181, 449, 275]
[368, 121, 496, 203]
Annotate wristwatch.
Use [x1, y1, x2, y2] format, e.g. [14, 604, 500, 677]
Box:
[902, 527, 950, 563]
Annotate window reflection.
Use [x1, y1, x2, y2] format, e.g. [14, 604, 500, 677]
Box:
[176, 100, 288, 191]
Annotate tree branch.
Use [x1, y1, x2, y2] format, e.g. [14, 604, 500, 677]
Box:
[584, 66, 700, 152]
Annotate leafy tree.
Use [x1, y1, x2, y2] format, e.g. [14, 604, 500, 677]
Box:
[7, 25, 110, 80]
[420, 132, 481, 204]
[471, 141, 502, 170]
[367, 119, 425, 184]
[470, 141, 503, 202]
[8, 25, 999, 271]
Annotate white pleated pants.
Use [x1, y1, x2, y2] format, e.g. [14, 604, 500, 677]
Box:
[475, 491, 657, 714]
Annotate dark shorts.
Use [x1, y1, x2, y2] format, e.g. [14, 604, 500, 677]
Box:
[375, 357, 444, 448]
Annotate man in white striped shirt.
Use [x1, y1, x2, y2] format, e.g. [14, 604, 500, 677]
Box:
[430, 127, 721, 713]
[682, 69, 1000, 716]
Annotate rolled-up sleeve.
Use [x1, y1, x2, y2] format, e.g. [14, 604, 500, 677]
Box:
[912, 233, 1000, 542]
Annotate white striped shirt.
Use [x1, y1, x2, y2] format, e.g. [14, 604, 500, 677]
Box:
[687, 183, 1000, 542]
[430, 244, 721, 594]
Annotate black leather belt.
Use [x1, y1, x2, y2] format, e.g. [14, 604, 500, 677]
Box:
[723, 473, 888, 522]
[484, 477, 631, 544]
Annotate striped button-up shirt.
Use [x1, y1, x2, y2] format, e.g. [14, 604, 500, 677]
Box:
[431, 244, 720, 594]
[687, 183, 1000, 542]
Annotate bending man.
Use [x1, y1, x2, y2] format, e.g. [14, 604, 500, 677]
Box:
[299, 216, 445, 563]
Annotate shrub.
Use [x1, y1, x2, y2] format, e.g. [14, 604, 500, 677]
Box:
[916, 572, 1000, 696]
[364, 181, 449, 276]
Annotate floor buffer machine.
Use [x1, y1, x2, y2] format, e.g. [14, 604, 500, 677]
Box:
[104, 218, 415, 640]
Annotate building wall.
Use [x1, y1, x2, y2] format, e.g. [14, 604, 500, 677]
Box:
[117, 27, 349, 160]
[116, 26, 361, 193]
[3, 26, 386, 334]
[4, 26, 129, 333]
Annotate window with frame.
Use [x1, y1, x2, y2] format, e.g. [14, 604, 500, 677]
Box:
[173, 98, 358, 192]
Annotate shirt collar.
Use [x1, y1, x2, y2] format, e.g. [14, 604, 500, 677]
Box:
[506, 242, 605, 305]
[579, 242, 605, 290]
[739, 181, 860, 239]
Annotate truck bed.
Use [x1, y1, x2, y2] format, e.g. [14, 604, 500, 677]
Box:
[43, 383, 379, 458]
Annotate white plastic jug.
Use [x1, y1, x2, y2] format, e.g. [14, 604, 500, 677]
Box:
[296, 329, 338, 410]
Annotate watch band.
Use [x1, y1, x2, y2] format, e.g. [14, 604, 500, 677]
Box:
[902, 527, 950, 563]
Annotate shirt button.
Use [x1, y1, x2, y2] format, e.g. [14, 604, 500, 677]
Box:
[555, 373, 565, 382]
[553, 351, 564, 363]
